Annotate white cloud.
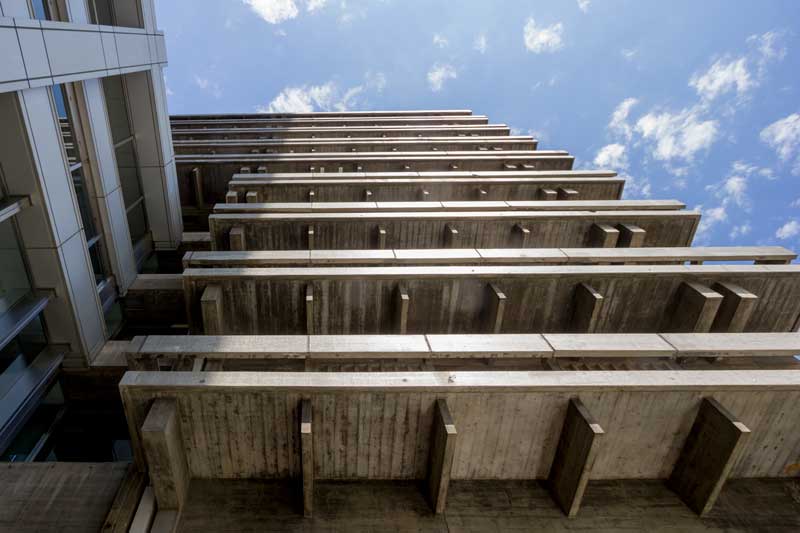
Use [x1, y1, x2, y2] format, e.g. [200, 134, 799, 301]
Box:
[722, 175, 748, 207]
[791, 198, 800, 208]
[258, 73, 387, 113]
[748, 30, 787, 70]
[427, 63, 457, 92]
[306, 0, 326, 12]
[523, 18, 564, 53]
[760, 113, 800, 174]
[696, 205, 728, 239]
[576, 0, 591, 13]
[243, 0, 299, 24]
[365, 71, 387, 92]
[608, 97, 638, 140]
[433, 33, 449, 48]
[729, 223, 751, 239]
[621, 48, 637, 61]
[260, 83, 335, 113]
[621, 173, 652, 199]
[594, 143, 628, 169]
[635, 107, 718, 163]
[689, 57, 753, 101]
[776, 220, 800, 240]
[193, 75, 222, 98]
[243, 0, 326, 23]
[474, 33, 488, 54]
[193, 76, 209, 90]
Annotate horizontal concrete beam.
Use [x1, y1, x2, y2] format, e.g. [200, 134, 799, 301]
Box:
[182, 246, 796, 268]
[124, 332, 800, 366]
[171, 124, 512, 140]
[171, 115, 490, 129]
[171, 109, 476, 119]
[181, 264, 800, 335]
[207, 210, 699, 251]
[121, 369, 800, 485]
[213, 199, 686, 214]
[176, 171, 625, 210]
[173, 136, 538, 155]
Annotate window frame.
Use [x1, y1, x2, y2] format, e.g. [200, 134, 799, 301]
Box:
[102, 75, 151, 251]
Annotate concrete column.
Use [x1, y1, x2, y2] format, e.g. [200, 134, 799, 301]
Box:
[0, 89, 106, 365]
[124, 67, 183, 251]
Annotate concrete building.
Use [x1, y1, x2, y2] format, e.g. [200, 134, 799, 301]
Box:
[2, 6, 800, 531]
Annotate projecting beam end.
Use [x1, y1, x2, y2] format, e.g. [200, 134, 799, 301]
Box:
[300, 399, 313, 518]
[427, 399, 457, 514]
[141, 399, 189, 512]
[668, 398, 751, 516]
[548, 398, 604, 517]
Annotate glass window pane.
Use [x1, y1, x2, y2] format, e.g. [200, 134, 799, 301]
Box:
[0, 314, 46, 399]
[71, 168, 98, 241]
[89, 0, 114, 25]
[30, 0, 51, 20]
[126, 201, 148, 243]
[103, 76, 149, 245]
[0, 218, 32, 315]
[88, 241, 106, 285]
[51, 86, 79, 167]
[115, 141, 143, 206]
[102, 76, 132, 143]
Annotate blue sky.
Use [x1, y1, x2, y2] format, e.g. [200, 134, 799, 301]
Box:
[156, 0, 800, 250]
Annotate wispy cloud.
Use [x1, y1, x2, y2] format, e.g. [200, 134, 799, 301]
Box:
[690, 57, 753, 102]
[433, 33, 449, 48]
[258, 72, 386, 113]
[689, 30, 786, 104]
[427, 63, 457, 92]
[576, 0, 591, 13]
[523, 18, 564, 53]
[729, 223, 751, 239]
[594, 143, 628, 170]
[695, 205, 728, 240]
[635, 106, 718, 165]
[474, 33, 488, 54]
[193, 75, 222, 98]
[760, 113, 800, 175]
[620, 48, 637, 61]
[306, 0, 326, 12]
[776, 219, 800, 240]
[608, 97, 639, 140]
[243, 0, 326, 24]
[243, 0, 299, 24]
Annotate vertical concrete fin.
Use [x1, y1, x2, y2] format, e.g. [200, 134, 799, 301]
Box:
[548, 398, 604, 517]
[427, 399, 457, 514]
[668, 398, 751, 516]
